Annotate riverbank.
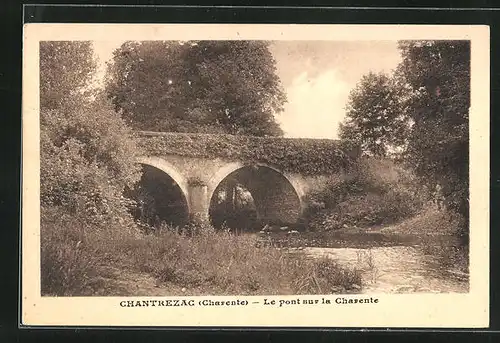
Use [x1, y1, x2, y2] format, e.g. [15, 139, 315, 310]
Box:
[304, 206, 466, 239]
[295, 206, 469, 293]
[41, 205, 467, 296]
[88, 224, 469, 296]
[378, 206, 465, 236]
[114, 227, 362, 296]
[41, 216, 363, 296]
[304, 245, 469, 294]
[259, 207, 467, 249]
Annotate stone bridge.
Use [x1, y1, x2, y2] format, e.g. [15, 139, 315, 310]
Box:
[135, 131, 360, 228]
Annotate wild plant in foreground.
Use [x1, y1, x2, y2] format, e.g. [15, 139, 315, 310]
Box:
[118, 222, 363, 295]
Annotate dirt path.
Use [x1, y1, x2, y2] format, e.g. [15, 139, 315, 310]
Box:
[94, 266, 185, 296]
[94, 265, 221, 296]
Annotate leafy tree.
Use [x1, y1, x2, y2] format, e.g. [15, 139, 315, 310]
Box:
[40, 41, 96, 111]
[105, 40, 286, 136]
[340, 72, 409, 157]
[40, 41, 141, 226]
[339, 40, 470, 234]
[397, 40, 470, 232]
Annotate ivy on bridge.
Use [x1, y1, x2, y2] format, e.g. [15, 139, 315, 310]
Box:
[137, 131, 360, 176]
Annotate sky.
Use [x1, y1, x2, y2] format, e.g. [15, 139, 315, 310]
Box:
[93, 40, 402, 139]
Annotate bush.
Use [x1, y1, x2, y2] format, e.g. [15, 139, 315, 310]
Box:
[39, 96, 144, 295]
[41, 96, 142, 222]
[305, 158, 426, 231]
[40, 41, 142, 228]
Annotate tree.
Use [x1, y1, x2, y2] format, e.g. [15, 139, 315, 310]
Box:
[40, 41, 141, 226]
[40, 41, 97, 111]
[340, 72, 409, 157]
[40, 41, 144, 295]
[105, 40, 287, 136]
[339, 40, 470, 234]
[397, 40, 470, 232]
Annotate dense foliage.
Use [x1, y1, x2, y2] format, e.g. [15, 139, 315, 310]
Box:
[40, 41, 141, 225]
[40, 41, 96, 111]
[305, 158, 425, 231]
[339, 41, 470, 233]
[398, 41, 470, 233]
[40, 41, 142, 294]
[138, 131, 357, 175]
[340, 72, 409, 157]
[105, 40, 287, 136]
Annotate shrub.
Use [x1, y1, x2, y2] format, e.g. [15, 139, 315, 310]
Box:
[40, 41, 143, 224]
[40, 96, 142, 222]
[305, 157, 426, 231]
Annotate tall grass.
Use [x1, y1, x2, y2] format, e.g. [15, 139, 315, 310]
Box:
[41, 210, 362, 296]
[115, 225, 362, 295]
[40, 208, 103, 296]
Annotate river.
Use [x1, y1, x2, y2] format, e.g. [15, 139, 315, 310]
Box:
[261, 231, 469, 294]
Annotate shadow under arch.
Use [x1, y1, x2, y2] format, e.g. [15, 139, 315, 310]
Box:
[133, 156, 190, 227]
[208, 163, 304, 231]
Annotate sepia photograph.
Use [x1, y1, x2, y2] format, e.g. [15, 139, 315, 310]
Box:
[22, 24, 489, 327]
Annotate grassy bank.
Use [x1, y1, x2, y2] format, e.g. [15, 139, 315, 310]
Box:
[305, 158, 425, 232]
[308, 206, 466, 238]
[114, 226, 362, 295]
[41, 210, 362, 296]
[379, 206, 466, 237]
[304, 158, 452, 235]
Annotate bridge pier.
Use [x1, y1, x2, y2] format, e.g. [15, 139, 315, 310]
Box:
[188, 184, 210, 223]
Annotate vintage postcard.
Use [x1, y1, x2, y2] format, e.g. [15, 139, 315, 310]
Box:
[22, 23, 489, 327]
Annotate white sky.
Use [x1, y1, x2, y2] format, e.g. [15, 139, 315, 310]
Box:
[93, 40, 402, 139]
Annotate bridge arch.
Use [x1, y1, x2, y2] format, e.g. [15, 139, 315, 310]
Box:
[207, 162, 305, 201]
[134, 156, 190, 226]
[207, 162, 305, 230]
[136, 156, 189, 202]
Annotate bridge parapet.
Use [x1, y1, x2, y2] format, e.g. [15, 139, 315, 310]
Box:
[137, 131, 359, 176]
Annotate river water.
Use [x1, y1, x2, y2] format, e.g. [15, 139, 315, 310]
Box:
[263, 231, 469, 294]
